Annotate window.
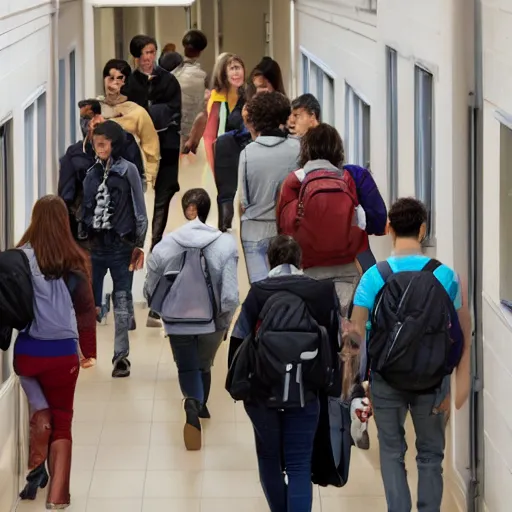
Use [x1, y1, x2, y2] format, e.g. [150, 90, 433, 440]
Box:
[69, 51, 76, 144]
[0, 121, 14, 384]
[500, 124, 512, 301]
[37, 93, 47, 197]
[368, 0, 377, 12]
[25, 103, 35, 223]
[58, 58, 66, 157]
[301, 52, 335, 124]
[414, 66, 434, 240]
[387, 48, 398, 204]
[345, 83, 371, 168]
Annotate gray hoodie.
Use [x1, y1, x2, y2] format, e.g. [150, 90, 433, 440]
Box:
[238, 135, 301, 242]
[144, 219, 239, 334]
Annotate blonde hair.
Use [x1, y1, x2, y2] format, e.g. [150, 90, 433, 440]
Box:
[210, 52, 245, 92]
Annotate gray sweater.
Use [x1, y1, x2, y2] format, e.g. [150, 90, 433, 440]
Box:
[238, 135, 301, 242]
[144, 219, 239, 334]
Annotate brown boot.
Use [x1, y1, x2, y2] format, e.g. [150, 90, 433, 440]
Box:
[29, 409, 52, 470]
[46, 439, 72, 509]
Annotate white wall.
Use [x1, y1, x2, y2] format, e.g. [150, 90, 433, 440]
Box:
[481, 1, 512, 510]
[296, 0, 473, 508]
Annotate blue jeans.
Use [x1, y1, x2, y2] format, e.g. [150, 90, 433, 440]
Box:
[244, 399, 320, 512]
[370, 373, 446, 512]
[91, 240, 134, 362]
[242, 237, 272, 284]
[168, 331, 224, 403]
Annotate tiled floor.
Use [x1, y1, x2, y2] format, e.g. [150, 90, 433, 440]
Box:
[15, 147, 461, 512]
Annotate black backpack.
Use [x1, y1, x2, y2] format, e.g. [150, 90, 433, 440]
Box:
[252, 291, 334, 408]
[369, 259, 457, 392]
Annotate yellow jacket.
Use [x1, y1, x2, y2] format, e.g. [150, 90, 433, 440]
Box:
[99, 95, 160, 181]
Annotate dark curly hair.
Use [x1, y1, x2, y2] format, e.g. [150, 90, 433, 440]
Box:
[388, 197, 428, 238]
[245, 91, 291, 134]
[299, 123, 344, 168]
[267, 235, 302, 269]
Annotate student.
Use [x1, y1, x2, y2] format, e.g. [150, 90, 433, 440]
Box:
[123, 34, 182, 250]
[238, 91, 300, 283]
[251, 56, 286, 95]
[81, 121, 147, 378]
[227, 235, 342, 512]
[159, 51, 183, 72]
[286, 96, 387, 272]
[58, 99, 145, 242]
[345, 197, 471, 512]
[144, 188, 238, 450]
[172, 30, 208, 153]
[98, 59, 160, 184]
[14, 195, 96, 509]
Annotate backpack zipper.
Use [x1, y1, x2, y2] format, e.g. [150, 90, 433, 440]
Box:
[283, 363, 292, 402]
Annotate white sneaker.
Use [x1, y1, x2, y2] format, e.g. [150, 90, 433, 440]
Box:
[350, 397, 371, 450]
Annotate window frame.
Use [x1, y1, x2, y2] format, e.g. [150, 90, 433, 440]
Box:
[58, 58, 66, 157]
[386, 47, 398, 204]
[414, 65, 435, 244]
[345, 82, 371, 169]
[69, 50, 76, 144]
[37, 92, 47, 198]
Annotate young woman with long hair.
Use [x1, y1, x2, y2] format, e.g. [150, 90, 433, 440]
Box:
[15, 195, 96, 509]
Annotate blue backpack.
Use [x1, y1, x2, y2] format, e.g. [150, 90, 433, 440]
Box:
[343, 165, 387, 236]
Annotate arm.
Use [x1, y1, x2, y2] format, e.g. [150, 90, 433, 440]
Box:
[57, 152, 77, 205]
[70, 273, 97, 361]
[125, 162, 148, 249]
[137, 107, 161, 181]
[237, 149, 248, 215]
[219, 241, 240, 318]
[143, 243, 166, 303]
[148, 75, 182, 132]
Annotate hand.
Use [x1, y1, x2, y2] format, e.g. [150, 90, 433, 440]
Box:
[183, 139, 198, 155]
[129, 248, 145, 271]
[80, 357, 96, 369]
[342, 318, 362, 349]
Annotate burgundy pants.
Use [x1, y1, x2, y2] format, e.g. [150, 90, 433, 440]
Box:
[15, 355, 79, 442]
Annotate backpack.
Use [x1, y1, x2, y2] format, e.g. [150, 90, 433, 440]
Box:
[252, 291, 334, 409]
[281, 169, 366, 268]
[149, 243, 218, 334]
[369, 259, 463, 392]
[21, 247, 78, 341]
[0, 249, 34, 351]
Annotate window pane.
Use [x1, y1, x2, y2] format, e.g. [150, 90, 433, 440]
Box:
[387, 47, 398, 203]
[69, 50, 76, 143]
[500, 124, 512, 300]
[362, 102, 371, 169]
[323, 76, 335, 125]
[344, 84, 351, 162]
[0, 122, 13, 252]
[37, 93, 47, 197]
[302, 54, 309, 93]
[414, 66, 434, 238]
[25, 104, 35, 224]
[58, 58, 66, 157]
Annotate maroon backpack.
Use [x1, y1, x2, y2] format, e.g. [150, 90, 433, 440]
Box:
[290, 169, 366, 269]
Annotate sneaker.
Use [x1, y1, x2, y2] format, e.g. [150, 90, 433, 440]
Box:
[112, 357, 131, 378]
[146, 310, 162, 328]
[183, 398, 202, 450]
[350, 397, 371, 450]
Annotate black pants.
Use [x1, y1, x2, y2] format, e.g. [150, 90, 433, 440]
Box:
[214, 133, 242, 205]
[151, 148, 180, 250]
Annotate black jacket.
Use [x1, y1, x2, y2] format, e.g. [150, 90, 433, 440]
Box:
[123, 66, 182, 150]
[58, 136, 144, 239]
[0, 249, 33, 351]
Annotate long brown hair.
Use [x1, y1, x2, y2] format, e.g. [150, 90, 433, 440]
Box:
[211, 53, 245, 92]
[17, 195, 91, 279]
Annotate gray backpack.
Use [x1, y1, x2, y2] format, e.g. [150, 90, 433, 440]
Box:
[149, 242, 218, 334]
[22, 246, 78, 341]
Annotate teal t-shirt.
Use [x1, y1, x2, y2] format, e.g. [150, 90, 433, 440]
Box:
[353, 255, 461, 312]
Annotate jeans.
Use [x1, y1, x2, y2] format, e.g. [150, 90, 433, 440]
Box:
[370, 373, 446, 512]
[168, 331, 224, 403]
[151, 147, 180, 250]
[244, 399, 320, 512]
[91, 241, 134, 362]
[242, 237, 272, 284]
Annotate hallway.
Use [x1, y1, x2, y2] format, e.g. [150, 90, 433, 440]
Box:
[15, 148, 459, 512]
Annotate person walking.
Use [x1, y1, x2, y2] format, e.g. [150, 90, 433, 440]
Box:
[144, 188, 238, 450]
[81, 120, 147, 378]
[345, 197, 472, 512]
[227, 235, 342, 512]
[238, 91, 300, 283]
[14, 195, 96, 509]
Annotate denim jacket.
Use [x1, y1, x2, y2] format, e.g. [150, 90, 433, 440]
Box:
[82, 157, 148, 248]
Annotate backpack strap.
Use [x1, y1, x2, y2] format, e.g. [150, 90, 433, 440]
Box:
[422, 259, 442, 273]
[376, 261, 393, 282]
[244, 151, 250, 205]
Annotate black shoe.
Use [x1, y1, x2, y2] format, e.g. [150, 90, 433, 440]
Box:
[112, 357, 131, 378]
[199, 372, 212, 419]
[146, 310, 162, 328]
[183, 398, 202, 451]
[218, 202, 234, 232]
[19, 463, 49, 500]
[198, 404, 211, 419]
